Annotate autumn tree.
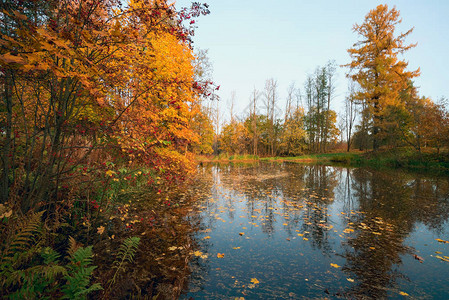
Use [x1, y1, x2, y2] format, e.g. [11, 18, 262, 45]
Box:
[279, 83, 306, 155]
[280, 107, 307, 156]
[345, 4, 419, 150]
[219, 120, 250, 155]
[0, 0, 212, 213]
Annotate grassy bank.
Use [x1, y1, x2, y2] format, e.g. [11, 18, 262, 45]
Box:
[198, 149, 449, 174]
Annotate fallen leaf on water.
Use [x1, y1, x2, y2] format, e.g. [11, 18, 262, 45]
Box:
[217, 253, 225, 258]
[233, 247, 241, 250]
[413, 254, 424, 262]
[193, 250, 203, 257]
[330, 263, 340, 268]
[250, 278, 260, 284]
[204, 236, 211, 239]
[435, 255, 449, 262]
[347, 278, 354, 282]
[399, 291, 409, 296]
[436, 238, 449, 244]
[239, 232, 245, 236]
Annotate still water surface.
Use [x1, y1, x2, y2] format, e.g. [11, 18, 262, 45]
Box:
[182, 163, 449, 299]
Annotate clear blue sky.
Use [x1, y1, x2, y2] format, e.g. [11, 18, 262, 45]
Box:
[174, 0, 449, 123]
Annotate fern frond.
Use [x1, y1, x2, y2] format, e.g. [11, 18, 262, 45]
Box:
[67, 236, 82, 257]
[2, 211, 44, 262]
[69, 246, 94, 268]
[62, 244, 102, 299]
[114, 237, 140, 267]
[107, 237, 140, 288]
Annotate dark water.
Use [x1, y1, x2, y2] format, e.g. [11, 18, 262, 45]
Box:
[182, 163, 449, 299]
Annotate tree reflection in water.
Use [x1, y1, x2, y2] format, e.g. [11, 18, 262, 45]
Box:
[183, 163, 449, 299]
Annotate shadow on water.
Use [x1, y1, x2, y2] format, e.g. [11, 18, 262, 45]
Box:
[182, 162, 449, 299]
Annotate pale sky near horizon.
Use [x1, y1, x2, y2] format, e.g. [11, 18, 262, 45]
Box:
[174, 0, 449, 124]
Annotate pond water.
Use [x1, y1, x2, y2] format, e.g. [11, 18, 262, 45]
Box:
[182, 162, 449, 299]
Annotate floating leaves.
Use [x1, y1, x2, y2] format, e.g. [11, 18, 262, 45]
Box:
[247, 278, 260, 289]
[250, 278, 260, 284]
[186, 164, 449, 299]
[435, 255, 449, 262]
[436, 238, 449, 244]
[193, 250, 208, 259]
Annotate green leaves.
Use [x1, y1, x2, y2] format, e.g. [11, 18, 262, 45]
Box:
[62, 245, 102, 299]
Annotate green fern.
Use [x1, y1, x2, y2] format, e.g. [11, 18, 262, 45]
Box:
[62, 244, 102, 299]
[108, 236, 140, 288]
[1, 215, 102, 299]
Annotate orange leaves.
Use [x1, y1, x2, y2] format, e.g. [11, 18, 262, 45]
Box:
[330, 263, 341, 268]
[1, 0, 207, 211]
[436, 239, 449, 244]
[0, 53, 27, 65]
[345, 4, 420, 149]
[108, 28, 202, 179]
[250, 278, 259, 284]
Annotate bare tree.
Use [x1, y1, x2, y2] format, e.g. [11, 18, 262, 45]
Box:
[263, 78, 279, 156]
[250, 88, 259, 156]
[324, 60, 337, 152]
[229, 90, 236, 124]
[345, 81, 359, 151]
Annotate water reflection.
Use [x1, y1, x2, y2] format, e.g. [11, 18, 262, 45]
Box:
[183, 163, 449, 299]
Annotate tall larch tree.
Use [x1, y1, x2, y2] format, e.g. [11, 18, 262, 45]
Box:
[345, 4, 420, 150]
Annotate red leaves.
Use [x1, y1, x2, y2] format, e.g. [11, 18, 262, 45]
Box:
[413, 254, 424, 263]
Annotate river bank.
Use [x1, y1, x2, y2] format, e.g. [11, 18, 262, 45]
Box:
[197, 148, 449, 174]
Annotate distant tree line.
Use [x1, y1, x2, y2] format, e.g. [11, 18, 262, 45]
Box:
[195, 5, 449, 157]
